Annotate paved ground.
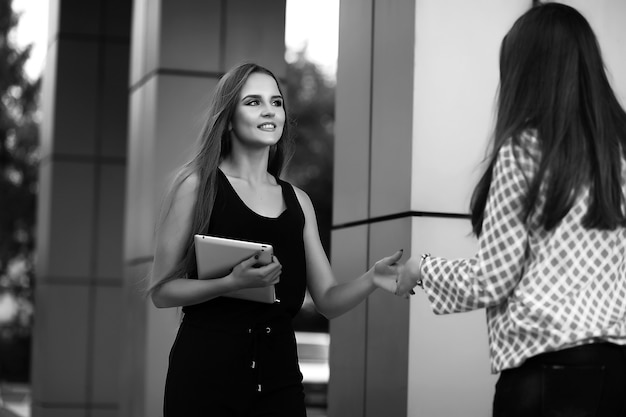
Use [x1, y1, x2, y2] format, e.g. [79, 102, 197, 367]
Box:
[307, 407, 328, 417]
[0, 383, 327, 417]
[0, 407, 22, 417]
[0, 383, 28, 417]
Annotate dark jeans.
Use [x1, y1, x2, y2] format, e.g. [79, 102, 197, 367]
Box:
[493, 342, 626, 417]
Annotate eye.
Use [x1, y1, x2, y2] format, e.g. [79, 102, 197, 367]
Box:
[272, 99, 283, 107]
[245, 99, 259, 106]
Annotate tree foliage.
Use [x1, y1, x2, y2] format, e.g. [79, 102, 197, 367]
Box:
[285, 52, 335, 333]
[285, 50, 335, 255]
[0, 0, 40, 382]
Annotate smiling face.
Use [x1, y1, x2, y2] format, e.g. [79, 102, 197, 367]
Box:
[230, 71, 285, 149]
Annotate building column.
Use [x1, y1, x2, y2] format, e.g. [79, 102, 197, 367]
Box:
[32, 1, 132, 416]
[121, 1, 287, 416]
[329, 1, 526, 416]
[329, 0, 416, 415]
[407, 2, 531, 415]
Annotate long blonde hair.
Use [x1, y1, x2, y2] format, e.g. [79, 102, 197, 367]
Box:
[149, 63, 294, 292]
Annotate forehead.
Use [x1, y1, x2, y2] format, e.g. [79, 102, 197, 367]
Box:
[240, 72, 281, 97]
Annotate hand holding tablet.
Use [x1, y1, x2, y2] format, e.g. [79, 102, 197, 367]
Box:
[194, 234, 278, 303]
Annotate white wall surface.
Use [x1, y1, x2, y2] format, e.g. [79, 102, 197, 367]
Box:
[408, 1, 528, 416]
[408, 1, 626, 416]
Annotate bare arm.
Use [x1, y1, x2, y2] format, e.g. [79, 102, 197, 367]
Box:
[294, 187, 402, 319]
[150, 174, 282, 308]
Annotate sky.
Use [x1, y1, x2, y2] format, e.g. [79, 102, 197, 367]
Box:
[11, 0, 49, 80]
[285, 0, 339, 79]
[11, 0, 340, 80]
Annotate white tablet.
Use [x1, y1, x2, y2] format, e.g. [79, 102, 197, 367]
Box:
[194, 234, 277, 304]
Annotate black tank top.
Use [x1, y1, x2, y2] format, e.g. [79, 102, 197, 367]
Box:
[182, 169, 307, 324]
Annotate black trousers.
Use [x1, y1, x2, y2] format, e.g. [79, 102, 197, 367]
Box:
[493, 342, 626, 417]
[164, 315, 306, 417]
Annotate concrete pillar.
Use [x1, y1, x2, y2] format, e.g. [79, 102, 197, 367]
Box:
[329, 0, 416, 415]
[329, 0, 524, 416]
[121, 1, 287, 416]
[32, 1, 132, 416]
[330, 1, 524, 416]
[407, 2, 528, 415]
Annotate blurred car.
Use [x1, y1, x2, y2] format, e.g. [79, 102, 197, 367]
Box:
[295, 331, 330, 408]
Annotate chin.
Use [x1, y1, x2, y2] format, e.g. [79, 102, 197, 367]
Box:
[257, 135, 282, 146]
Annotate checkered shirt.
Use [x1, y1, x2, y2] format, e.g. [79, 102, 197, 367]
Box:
[422, 130, 626, 373]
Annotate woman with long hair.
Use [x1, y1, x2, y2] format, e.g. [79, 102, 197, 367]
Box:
[150, 62, 402, 416]
[397, 3, 626, 415]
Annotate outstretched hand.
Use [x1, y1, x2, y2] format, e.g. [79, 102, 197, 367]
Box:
[372, 249, 412, 298]
[394, 256, 421, 297]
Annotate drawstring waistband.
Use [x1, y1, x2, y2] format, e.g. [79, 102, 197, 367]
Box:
[245, 318, 295, 393]
[181, 312, 294, 393]
[248, 325, 274, 392]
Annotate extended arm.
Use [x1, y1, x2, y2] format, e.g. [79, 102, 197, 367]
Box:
[396, 138, 533, 313]
[294, 188, 402, 319]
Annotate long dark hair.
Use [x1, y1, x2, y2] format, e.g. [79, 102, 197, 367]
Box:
[471, 2, 626, 236]
[149, 63, 294, 292]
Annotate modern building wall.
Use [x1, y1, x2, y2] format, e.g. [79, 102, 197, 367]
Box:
[407, 1, 527, 415]
[32, 0, 626, 416]
[329, 0, 415, 415]
[32, 1, 132, 416]
[121, 1, 286, 416]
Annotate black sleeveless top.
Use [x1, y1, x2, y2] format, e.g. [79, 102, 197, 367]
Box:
[182, 169, 307, 324]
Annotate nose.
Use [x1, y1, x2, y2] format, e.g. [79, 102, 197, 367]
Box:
[261, 106, 275, 118]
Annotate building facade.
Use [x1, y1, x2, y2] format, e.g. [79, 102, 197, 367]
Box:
[32, 0, 626, 416]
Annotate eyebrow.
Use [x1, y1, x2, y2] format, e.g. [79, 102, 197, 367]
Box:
[241, 94, 283, 101]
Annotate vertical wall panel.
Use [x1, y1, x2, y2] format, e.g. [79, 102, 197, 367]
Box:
[160, 0, 222, 72]
[51, 40, 99, 156]
[328, 226, 369, 416]
[31, 284, 90, 404]
[332, 0, 373, 226]
[223, 0, 287, 74]
[365, 219, 411, 417]
[331, 0, 414, 416]
[92, 286, 124, 403]
[42, 161, 96, 280]
[95, 165, 126, 280]
[408, 1, 529, 415]
[129, 0, 161, 85]
[124, 77, 157, 264]
[101, 43, 131, 158]
[369, 0, 415, 218]
[408, 217, 497, 416]
[34, 0, 132, 415]
[411, 0, 530, 214]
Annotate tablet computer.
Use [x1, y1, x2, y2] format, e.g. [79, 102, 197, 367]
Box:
[194, 234, 277, 304]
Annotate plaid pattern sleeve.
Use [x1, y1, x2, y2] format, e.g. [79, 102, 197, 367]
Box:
[421, 132, 626, 372]
[422, 136, 532, 313]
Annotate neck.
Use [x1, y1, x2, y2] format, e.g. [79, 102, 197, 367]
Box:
[219, 153, 272, 184]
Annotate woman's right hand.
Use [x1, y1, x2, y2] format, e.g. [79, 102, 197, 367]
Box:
[229, 253, 282, 290]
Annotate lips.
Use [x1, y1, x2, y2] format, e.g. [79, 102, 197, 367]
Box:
[257, 122, 276, 131]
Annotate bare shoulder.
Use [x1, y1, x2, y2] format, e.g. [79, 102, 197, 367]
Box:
[177, 172, 200, 196]
[168, 172, 200, 219]
[292, 184, 314, 212]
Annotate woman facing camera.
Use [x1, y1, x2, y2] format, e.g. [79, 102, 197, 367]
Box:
[149, 62, 403, 416]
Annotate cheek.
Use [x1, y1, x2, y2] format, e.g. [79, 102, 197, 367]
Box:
[277, 109, 286, 125]
[232, 113, 253, 132]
